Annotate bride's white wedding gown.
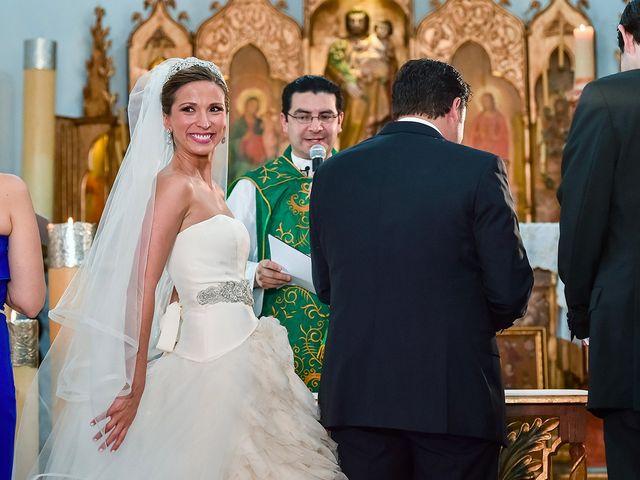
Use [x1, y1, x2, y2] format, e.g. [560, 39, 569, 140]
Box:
[37, 214, 345, 479]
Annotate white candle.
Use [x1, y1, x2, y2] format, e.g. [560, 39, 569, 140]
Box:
[22, 38, 57, 220]
[573, 24, 595, 88]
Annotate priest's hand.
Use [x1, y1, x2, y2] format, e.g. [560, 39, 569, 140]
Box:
[255, 259, 291, 289]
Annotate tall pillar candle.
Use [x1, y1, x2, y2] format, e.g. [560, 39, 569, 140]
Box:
[22, 38, 57, 220]
[47, 219, 95, 341]
[573, 25, 595, 91]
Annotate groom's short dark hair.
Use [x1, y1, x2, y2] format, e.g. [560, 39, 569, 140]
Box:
[618, 0, 640, 51]
[392, 59, 471, 120]
[281, 75, 343, 116]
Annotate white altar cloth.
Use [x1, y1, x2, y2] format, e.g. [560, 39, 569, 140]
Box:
[519, 223, 571, 339]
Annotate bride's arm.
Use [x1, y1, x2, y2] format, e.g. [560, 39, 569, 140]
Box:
[94, 173, 192, 452]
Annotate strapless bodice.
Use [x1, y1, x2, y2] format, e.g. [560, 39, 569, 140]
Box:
[164, 215, 258, 362]
[168, 215, 250, 305]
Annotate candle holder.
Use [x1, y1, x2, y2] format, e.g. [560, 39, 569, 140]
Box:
[7, 312, 39, 368]
[6, 307, 40, 468]
[47, 219, 95, 341]
[47, 219, 95, 269]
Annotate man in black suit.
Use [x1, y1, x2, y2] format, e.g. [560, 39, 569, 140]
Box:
[558, 2, 640, 478]
[310, 59, 533, 480]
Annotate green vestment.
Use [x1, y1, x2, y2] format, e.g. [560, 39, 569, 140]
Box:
[230, 146, 331, 392]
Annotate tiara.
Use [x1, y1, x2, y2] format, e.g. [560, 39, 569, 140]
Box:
[165, 57, 226, 86]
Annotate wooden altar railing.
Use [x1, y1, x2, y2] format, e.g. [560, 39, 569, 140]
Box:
[501, 389, 588, 480]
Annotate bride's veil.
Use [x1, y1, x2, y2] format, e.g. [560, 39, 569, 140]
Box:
[13, 58, 229, 478]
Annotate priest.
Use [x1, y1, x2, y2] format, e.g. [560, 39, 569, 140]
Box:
[227, 75, 344, 392]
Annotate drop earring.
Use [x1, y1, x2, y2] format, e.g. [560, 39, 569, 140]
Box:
[165, 129, 173, 145]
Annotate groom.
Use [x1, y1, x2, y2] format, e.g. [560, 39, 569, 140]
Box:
[310, 59, 533, 479]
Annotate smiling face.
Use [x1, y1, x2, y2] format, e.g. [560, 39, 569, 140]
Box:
[162, 80, 227, 158]
[280, 91, 343, 159]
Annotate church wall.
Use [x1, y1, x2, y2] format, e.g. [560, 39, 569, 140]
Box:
[0, 0, 624, 175]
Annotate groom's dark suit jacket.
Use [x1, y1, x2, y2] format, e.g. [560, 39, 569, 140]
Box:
[558, 69, 640, 415]
[310, 120, 533, 444]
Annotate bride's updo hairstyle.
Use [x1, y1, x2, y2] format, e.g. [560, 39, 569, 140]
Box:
[161, 62, 230, 115]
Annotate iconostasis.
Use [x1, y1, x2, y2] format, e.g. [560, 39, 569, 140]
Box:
[55, 0, 595, 224]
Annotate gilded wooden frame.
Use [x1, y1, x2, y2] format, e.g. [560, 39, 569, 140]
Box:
[497, 326, 548, 389]
[128, 0, 193, 90]
[194, 0, 303, 82]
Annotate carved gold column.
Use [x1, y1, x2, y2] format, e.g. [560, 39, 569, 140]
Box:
[22, 38, 57, 220]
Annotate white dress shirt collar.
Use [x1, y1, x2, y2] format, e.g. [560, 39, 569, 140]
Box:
[397, 116, 443, 136]
[291, 152, 313, 176]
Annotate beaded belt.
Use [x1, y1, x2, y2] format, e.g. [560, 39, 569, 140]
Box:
[196, 280, 254, 307]
[156, 280, 254, 353]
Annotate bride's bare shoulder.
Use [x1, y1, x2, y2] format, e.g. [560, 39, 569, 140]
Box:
[154, 168, 195, 215]
[156, 167, 193, 193]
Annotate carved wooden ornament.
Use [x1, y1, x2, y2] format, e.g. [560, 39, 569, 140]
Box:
[415, 0, 527, 106]
[195, 0, 303, 83]
[128, 0, 193, 90]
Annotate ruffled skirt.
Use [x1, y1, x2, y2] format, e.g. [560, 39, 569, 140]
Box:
[26, 317, 345, 479]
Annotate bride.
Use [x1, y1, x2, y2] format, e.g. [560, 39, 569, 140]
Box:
[13, 58, 345, 479]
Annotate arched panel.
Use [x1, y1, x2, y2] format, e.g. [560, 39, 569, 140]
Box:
[228, 45, 287, 181]
[305, 0, 410, 26]
[528, 0, 593, 222]
[415, 0, 526, 109]
[307, 0, 409, 75]
[195, 0, 302, 83]
[128, 0, 193, 90]
[528, 0, 592, 120]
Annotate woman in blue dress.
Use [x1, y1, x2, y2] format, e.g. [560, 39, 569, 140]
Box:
[0, 174, 45, 479]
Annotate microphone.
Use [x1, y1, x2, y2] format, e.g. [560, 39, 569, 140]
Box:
[310, 144, 327, 173]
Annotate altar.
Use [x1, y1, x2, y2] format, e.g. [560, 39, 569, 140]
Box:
[500, 223, 588, 394]
[503, 389, 589, 480]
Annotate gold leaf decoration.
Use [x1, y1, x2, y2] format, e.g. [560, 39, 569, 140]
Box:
[84, 6, 116, 117]
[499, 417, 560, 480]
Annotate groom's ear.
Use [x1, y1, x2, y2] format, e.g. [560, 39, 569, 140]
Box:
[619, 25, 637, 55]
[449, 97, 463, 123]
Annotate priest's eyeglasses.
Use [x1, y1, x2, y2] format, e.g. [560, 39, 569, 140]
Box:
[287, 112, 339, 124]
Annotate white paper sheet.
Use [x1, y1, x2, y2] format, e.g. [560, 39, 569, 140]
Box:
[267, 235, 316, 294]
